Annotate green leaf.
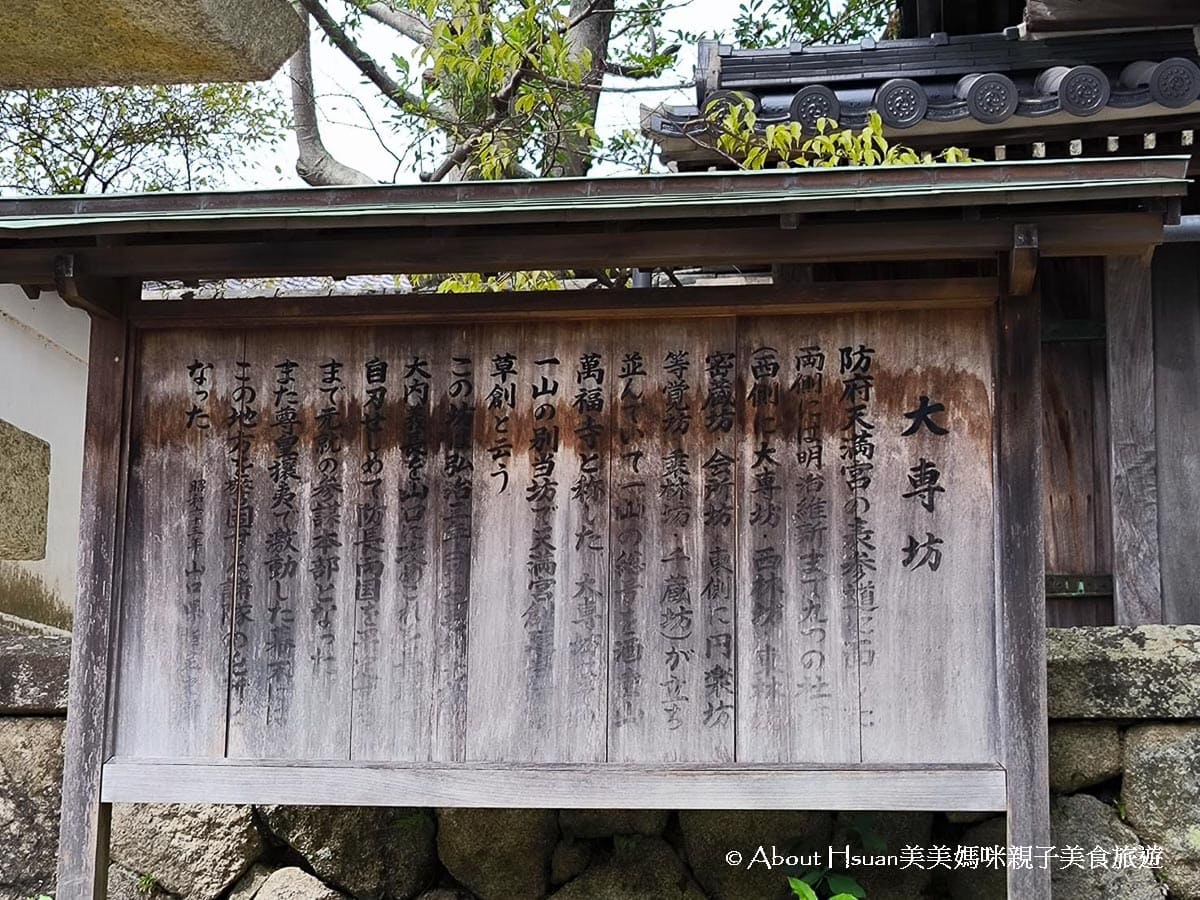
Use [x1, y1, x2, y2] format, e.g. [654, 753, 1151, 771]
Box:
[787, 878, 819, 900]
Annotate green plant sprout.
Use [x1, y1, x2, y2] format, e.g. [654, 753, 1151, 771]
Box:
[789, 869, 868, 900]
[691, 96, 973, 170]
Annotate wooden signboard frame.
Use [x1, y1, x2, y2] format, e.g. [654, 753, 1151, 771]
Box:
[15, 160, 1180, 900]
[55, 277, 1046, 900]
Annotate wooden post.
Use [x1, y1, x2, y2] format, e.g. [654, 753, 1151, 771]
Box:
[1151, 245, 1200, 624]
[996, 284, 1051, 899]
[56, 316, 130, 900]
[1104, 256, 1163, 624]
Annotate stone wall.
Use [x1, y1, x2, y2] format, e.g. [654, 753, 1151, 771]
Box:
[3, 625, 1197, 900]
[0, 419, 49, 561]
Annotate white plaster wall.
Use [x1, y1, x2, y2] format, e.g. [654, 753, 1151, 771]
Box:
[0, 284, 89, 610]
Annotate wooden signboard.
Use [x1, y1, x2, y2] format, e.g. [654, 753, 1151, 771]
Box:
[105, 305, 1002, 773]
[61, 283, 1050, 900]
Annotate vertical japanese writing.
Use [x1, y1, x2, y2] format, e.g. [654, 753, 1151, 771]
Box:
[487, 353, 517, 494]
[612, 351, 648, 728]
[701, 348, 735, 729]
[310, 359, 344, 676]
[839, 344, 877, 712]
[792, 346, 831, 709]
[397, 356, 431, 634]
[265, 360, 300, 722]
[901, 394, 951, 572]
[355, 356, 388, 693]
[443, 354, 474, 690]
[185, 360, 213, 430]
[570, 351, 605, 693]
[228, 360, 258, 702]
[659, 350, 693, 730]
[748, 346, 783, 708]
[183, 360, 212, 683]
[525, 356, 560, 709]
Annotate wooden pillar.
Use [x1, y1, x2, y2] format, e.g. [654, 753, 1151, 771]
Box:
[1104, 256, 1163, 624]
[996, 285, 1051, 900]
[1152, 245, 1200, 624]
[56, 316, 130, 900]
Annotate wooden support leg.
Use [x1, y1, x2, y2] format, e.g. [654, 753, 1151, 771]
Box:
[56, 318, 129, 900]
[996, 286, 1051, 900]
[1104, 256, 1163, 624]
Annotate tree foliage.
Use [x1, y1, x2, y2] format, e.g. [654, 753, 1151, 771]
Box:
[0, 83, 286, 195]
[730, 0, 895, 49]
[296, 0, 681, 181]
[293, 0, 901, 184]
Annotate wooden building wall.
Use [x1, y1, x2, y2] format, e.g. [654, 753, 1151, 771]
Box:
[1040, 259, 1114, 626]
[1041, 249, 1200, 627]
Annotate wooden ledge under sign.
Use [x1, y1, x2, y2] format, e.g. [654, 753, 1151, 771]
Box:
[101, 760, 1009, 811]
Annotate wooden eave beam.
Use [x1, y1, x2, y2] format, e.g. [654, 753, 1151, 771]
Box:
[1009, 225, 1040, 297]
[52, 254, 134, 320]
[1025, 0, 1199, 32]
[0, 213, 1165, 286]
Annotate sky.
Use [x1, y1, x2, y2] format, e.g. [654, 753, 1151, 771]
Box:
[240, 0, 741, 188]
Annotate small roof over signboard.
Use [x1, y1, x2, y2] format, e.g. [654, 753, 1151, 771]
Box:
[0, 0, 304, 88]
[0, 157, 1187, 315]
[0, 157, 1186, 236]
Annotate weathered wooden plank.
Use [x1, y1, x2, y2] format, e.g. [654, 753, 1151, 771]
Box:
[550, 334, 612, 760]
[858, 309, 999, 765]
[297, 341, 359, 757]
[1042, 341, 1110, 575]
[114, 331, 243, 759]
[735, 319, 858, 763]
[128, 280, 999, 328]
[1105, 256, 1163, 625]
[1153, 245, 1200, 625]
[100, 760, 1008, 811]
[995, 288, 1051, 900]
[1026, 0, 1196, 30]
[220, 343, 272, 757]
[223, 330, 361, 759]
[56, 316, 129, 900]
[467, 325, 608, 762]
[1045, 597, 1115, 628]
[343, 328, 413, 760]
[346, 327, 474, 762]
[608, 321, 737, 763]
[426, 328, 475, 760]
[1040, 258, 1113, 584]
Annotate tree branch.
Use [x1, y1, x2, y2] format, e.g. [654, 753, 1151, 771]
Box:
[297, 0, 425, 111]
[603, 61, 666, 79]
[289, 19, 376, 186]
[424, 64, 529, 181]
[554, 0, 616, 176]
[361, 2, 435, 47]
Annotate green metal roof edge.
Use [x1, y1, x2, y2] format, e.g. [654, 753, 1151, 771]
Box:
[0, 156, 1187, 236]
